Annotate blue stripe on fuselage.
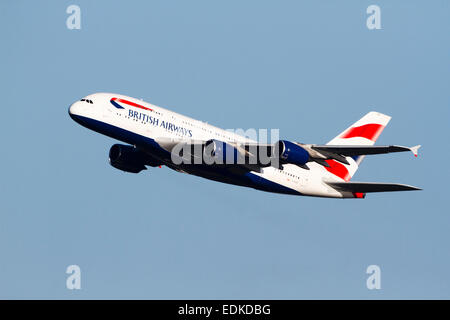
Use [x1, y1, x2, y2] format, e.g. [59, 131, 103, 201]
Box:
[110, 100, 125, 109]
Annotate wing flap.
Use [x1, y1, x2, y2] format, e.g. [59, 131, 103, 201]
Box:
[326, 181, 422, 193]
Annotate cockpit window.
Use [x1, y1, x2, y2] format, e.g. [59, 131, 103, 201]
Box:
[80, 99, 93, 104]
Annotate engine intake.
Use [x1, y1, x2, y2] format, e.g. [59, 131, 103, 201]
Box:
[109, 144, 153, 173]
[276, 140, 310, 166]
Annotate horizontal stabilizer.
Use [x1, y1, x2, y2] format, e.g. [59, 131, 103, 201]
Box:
[410, 145, 421, 157]
[326, 181, 422, 193]
[312, 145, 420, 157]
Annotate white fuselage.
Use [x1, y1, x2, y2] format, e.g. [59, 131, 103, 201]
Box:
[69, 93, 355, 198]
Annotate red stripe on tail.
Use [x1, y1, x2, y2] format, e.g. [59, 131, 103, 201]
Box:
[324, 160, 351, 181]
[340, 123, 384, 141]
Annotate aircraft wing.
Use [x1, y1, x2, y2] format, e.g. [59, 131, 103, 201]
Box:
[326, 181, 422, 193]
[153, 137, 421, 171]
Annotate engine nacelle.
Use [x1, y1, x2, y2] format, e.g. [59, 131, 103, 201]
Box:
[276, 140, 310, 166]
[203, 139, 240, 164]
[109, 144, 149, 173]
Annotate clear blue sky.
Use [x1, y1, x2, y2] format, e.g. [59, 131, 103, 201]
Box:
[0, 0, 449, 299]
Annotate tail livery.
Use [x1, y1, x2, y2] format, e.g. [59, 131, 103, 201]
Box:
[321, 111, 421, 197]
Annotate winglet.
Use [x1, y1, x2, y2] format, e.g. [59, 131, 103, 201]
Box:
[410, 145, 421, 157]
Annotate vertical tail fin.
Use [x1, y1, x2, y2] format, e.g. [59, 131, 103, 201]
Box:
[325, 111, 391, 181]
[327, 111, 391, 146]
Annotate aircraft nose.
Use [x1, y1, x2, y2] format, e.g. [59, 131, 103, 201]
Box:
[68, 101, 87, 125]
[68, 101, 81, 116]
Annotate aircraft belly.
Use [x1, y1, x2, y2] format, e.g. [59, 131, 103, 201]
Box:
[173, 164, 302, 195]
[175, 164, 254, 188]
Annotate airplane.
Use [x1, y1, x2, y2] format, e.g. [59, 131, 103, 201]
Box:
[68, 93, 421, 198]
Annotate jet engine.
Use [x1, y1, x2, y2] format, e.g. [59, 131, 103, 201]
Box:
[203, 139, 241, 164]
[276, 140, 310, 166]
[109, 144, 158, 173]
